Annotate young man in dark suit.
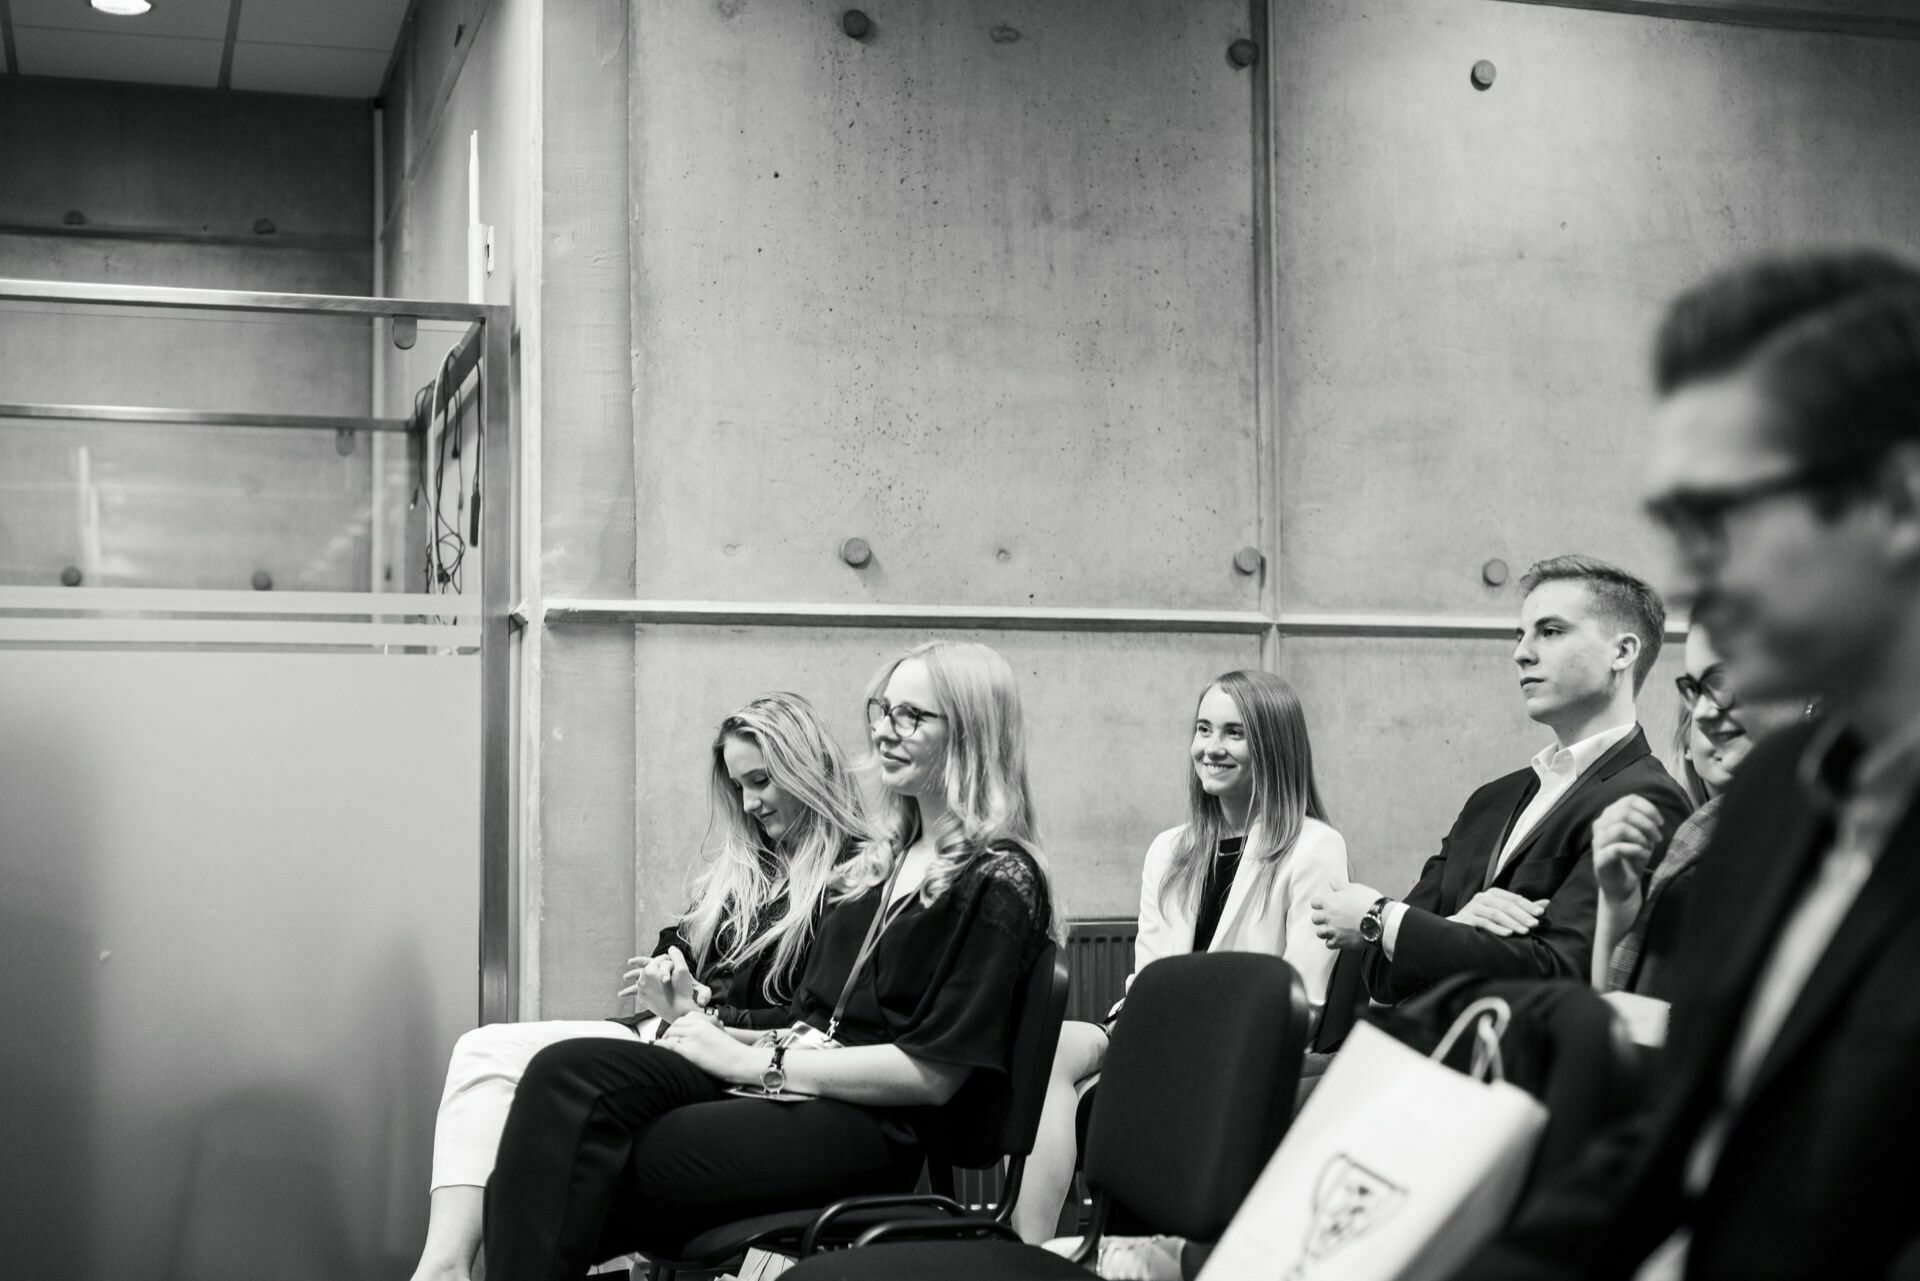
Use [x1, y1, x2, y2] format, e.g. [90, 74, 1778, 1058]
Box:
[1311, 556, 1691, 1002]
[1458, 251, 1920, 1280]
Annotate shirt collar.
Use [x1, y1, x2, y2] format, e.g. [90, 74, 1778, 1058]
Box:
[1532, 721, 1638, 782]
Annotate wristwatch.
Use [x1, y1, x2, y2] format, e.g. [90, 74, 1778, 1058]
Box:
[761, 1041, 789, 1094]
[1358, 896, 1391, 946]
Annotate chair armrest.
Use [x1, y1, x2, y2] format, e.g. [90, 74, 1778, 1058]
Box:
[799, 1193, 971, 1257]
[851, 1216, 1025, 1249]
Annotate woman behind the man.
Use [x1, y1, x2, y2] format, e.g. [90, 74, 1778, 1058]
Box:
[1591, 622, 1811, 1012]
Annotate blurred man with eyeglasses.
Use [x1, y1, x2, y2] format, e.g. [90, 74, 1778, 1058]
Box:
[1458, 249, 1920, 1281]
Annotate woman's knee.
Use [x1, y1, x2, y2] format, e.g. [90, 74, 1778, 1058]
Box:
[1053, 1021, 1109, 1083]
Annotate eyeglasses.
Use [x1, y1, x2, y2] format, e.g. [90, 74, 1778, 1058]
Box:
[865, 698, 943, 739]
[1675, 665, 1736, 714]
[1644, 458, 1867, 569]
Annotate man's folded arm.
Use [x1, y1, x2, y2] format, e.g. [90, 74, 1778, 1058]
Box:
[1375, 858, 1599, 1002]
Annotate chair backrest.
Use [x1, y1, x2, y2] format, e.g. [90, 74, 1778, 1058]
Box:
[919, 938, 1070, 1171]
[1083, 952, 1310, 1242]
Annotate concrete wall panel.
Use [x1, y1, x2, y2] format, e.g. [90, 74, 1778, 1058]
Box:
[629, 0, 1264, 610]
[541, 0, 636, 599]
[536, 625, 639, 1020]
[1271, 0, 1920, 614]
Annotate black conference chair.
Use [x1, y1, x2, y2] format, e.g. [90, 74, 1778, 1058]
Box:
[633, 939, 1072, 1280]
[775, 951, 1312, 1279]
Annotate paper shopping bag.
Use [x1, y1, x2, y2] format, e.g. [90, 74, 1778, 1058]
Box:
[1199, 999, 1547, 1281]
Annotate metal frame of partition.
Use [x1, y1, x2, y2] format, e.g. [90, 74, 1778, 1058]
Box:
[0, 276, 515, 1025]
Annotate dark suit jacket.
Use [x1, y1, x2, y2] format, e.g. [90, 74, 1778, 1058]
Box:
[1362, 727, 1691, 1004]
[1459, 720, 1920, 1280]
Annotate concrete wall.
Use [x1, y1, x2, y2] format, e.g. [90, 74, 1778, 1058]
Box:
[516, 0, 1920, 1016]
[0, 79, 373, 590]
[1271, 0, 1920, 889]
[376, 0, 535, 597]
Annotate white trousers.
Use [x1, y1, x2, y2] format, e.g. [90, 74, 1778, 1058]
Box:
[430, 1019, 643, 1191]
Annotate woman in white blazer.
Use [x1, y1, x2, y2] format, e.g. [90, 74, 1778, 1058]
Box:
[1011, 670, 1349, 1245]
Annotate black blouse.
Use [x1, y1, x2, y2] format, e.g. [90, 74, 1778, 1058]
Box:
[1191, 835, 1245, 953]
[788, 844, 1052, 1157]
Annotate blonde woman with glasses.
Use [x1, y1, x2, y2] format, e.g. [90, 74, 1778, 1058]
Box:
[1013, 669, 1348, 1250]
[479, 640, 1056, 1281]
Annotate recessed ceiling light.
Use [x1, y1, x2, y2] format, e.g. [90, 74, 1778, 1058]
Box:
[91, 0, 153, 15]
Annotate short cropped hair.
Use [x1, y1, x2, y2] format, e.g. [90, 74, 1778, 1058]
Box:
[1520, 555, 1666, 693]
[1654, 249, 1920, 484]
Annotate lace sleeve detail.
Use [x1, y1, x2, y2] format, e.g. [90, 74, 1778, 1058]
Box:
[966, 845, 1050, 944]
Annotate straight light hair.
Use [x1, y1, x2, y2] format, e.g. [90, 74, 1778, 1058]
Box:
[682, 692, 871, 1005]
[1161, 670, 1328, 922]
[839, 639, 1059, 938]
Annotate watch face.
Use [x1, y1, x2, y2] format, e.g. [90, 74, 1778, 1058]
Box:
[1360, 913, 1382, 943]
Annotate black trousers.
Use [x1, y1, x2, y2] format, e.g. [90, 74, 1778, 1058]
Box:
[483, 1038, 924, 1281]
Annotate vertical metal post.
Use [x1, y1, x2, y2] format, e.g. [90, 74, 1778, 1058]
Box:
[1251, 0, 1281, 674]
[479, 307, 515, 1025]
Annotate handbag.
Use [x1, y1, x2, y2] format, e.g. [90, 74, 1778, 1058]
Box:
[724, 854, 909, 1101]
[1199, 998, 1547, 1281]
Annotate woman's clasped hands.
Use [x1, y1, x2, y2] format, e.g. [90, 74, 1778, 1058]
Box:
[619, 945, 713, 1020]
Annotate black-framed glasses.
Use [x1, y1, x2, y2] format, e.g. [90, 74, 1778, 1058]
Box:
[1644, 458, 1868, 568]
[865, 697, 943, 739]
[1675, 665, 1736, 714]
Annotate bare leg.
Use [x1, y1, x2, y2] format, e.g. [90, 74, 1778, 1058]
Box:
[409, 1184, 485, 1281]
[1012, 1020, 1109, 1243]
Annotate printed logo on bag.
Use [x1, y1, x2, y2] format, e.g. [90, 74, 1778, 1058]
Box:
[1284, 1154, 1407, 1280]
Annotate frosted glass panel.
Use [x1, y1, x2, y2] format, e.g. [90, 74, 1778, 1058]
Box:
[0, 648, 479, 1281]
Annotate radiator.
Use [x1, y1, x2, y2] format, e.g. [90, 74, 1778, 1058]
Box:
[952, 918, 1139, 1213]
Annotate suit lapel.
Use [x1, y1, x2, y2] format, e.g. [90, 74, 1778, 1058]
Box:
[1739, 795, 1920, 1109]
[1450, 774, 1536, 909]
[1490, 728, 1650, 887]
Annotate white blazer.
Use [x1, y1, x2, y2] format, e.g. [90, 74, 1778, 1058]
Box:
[1129, 817, 1350, 1028]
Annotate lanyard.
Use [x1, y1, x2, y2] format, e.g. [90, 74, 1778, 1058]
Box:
[826, 849, 913, 1041]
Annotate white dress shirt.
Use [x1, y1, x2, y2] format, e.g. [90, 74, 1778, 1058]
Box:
[1382, 720, 1637, 957]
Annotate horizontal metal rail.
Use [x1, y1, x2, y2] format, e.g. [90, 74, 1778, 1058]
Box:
[0, 587, 483, 616]
[0, 276, 501, 323]
[538, 598, 1689, 641]
[541, 598, 1276, 634]
[0, 618, 479, 647]
[0, 402, 413, 433]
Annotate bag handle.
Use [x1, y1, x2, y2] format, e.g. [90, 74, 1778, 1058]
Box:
[1429, 996, 1512, 1084]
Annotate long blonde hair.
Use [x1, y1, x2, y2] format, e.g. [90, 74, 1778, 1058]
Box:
[1162, 670, 1328, 920]
[681, 692, 870, 1004]
[837, 640, 1059, 937]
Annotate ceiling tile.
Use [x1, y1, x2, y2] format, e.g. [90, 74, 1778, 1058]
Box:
[238, 0, 412, 53]
[8, 0, 232, 40]
[227, 39, 389, 97]
[12, 25, 224, 87]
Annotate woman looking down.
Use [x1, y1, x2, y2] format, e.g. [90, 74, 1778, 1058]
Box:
[409, 692, 864, 1281]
